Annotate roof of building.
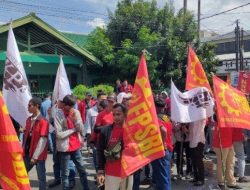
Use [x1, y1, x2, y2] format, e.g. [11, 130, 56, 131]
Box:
[61, 32, 89, 49]
[0, 13, 102, 66]
[201, 30, 250, 43]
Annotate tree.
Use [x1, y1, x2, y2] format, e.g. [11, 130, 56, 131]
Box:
[86, 0, 218, 90]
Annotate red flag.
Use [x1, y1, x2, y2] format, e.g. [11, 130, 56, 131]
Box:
[0, 92, 31, 190]
[186, 47, 212, 92]
[213, 75, 250, 130]
[237, 71, 250, 95]
[121, 55, 165, 177]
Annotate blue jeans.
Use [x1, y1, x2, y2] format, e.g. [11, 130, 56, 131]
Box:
[24, 156, 46, 190]
[234, 141, 245, 177]
[151, 150, 172, 190]
[51, 133, 76, 182]
[48, 132, 54, 152]
[60, 150, 89, 190]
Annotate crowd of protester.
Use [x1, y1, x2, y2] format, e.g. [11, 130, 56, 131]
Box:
[9, 78, 250, 190]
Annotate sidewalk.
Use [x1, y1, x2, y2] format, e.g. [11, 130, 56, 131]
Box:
[28, 152, 250, 190]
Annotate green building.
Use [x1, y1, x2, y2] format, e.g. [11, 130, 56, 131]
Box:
[0, 13, 102, 94]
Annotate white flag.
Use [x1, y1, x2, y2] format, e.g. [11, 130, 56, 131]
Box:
[2, 25, 32, 127]
[171, 81, 214, 123]
[52, 55, 71, 103]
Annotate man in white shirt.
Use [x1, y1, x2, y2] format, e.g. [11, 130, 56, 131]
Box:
[189, 119, 206, 186]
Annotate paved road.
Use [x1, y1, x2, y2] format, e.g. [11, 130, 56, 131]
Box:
[29, 151, 250, 190]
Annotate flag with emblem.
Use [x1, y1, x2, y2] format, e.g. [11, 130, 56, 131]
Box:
[213, 75, 250, 130]
[0, 91, 31, 190]
[2, 25, 31, 127]
[121, 54, 165, 177]
[186, 46, 212, 92]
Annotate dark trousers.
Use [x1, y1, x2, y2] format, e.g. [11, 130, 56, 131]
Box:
[175, 141, 192, 175]
[190, 143, 205, 182]
[60, 150, 89, 190]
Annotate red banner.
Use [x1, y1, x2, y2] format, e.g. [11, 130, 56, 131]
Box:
[121, 55, 165, 177]
[0, 92, 31, 190]
[213, 76, 250, 130]
[237, 71, 250, 95]
[186, 47, 212, 92]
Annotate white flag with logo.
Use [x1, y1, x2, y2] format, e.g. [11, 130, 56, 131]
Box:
[52, 55, 71, 103]
[2, 25, 32, 127]
[171, 81, 214, 123]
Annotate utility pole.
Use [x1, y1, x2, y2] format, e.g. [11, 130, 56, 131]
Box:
[184, 0, 187, 13]
[240, 28, 244, 70]
[235, 19, 240, 71]
[197, 0, 201, 44]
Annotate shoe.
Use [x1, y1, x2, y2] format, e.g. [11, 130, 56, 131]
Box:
[141, 177, 151, 185]
[189, 179, 198, 183]
[171, 176, 177, 181]
[194, 181, 204, 186]
[48, 180, 61, 188]
[227, 184, 242, 189]
[185, 174, 192, 180]
[234, 173, 240, 177]
[237, 176, 250, 183]
[209, 150, 216, 154]
[218, 184, 225, 190]
[69, 180, 75, 189]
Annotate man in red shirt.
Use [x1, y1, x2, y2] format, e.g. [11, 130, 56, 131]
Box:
[97, 103, 133, 190]
[23, 97, 49, 190]
[78, 92, 96, 124]
[90, 95, 115, 145]
[212, 114, 242, 189]
[151, 99, 173, 190]
[120, 80, 133, 93]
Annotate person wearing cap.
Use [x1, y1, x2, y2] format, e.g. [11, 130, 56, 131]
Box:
[161, 91, 171, 116]
[151, 98, 173, 190]
[54, 95, 89, 190]
[78, 92, 96, 124]
[23, 97, 49, 190]
[117, 92, 132, 107]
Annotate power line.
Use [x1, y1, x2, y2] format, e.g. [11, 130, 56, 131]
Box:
[3, 0, 108, 17]
[200, 2, 250, 20]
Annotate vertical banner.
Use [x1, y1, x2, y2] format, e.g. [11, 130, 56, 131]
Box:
[121, 55, 165, 177]
[185, 46, 212, 92]
[237, 71, 250, 95]
[213, 75, 250, 130]
[0, 92, 31, 190]
[2, 25, 31, 127]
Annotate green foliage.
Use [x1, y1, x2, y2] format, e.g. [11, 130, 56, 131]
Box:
[86, 0, 218, 90]
[88, 85, 114, 97]
[72, 84, 114, 100]
[72, 84, 88, 100]
[86, 27, 114, 63]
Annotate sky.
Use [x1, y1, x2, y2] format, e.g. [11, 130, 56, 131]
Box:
[0, 0, 250, 35]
